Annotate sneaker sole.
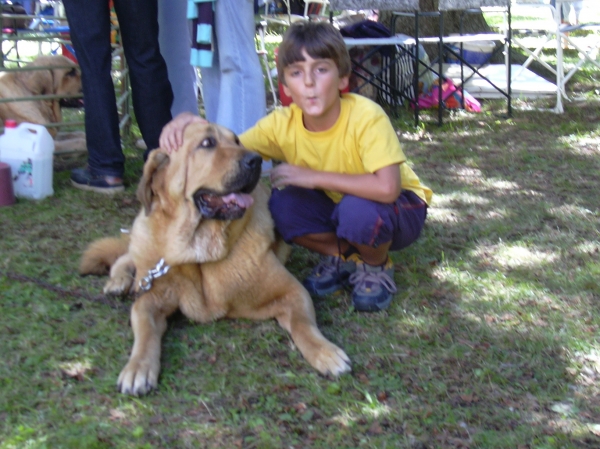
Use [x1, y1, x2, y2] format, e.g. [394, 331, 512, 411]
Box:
[71, 180, 124, 194]
[352, 295, 392, 313]
[303, 282, 345, 298]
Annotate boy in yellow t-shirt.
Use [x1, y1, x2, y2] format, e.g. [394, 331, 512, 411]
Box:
[160, 21, 432, 312]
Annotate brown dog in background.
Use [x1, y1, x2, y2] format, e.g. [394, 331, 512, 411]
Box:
[79, 121, 351, 396]
[0, 55, 85, 154]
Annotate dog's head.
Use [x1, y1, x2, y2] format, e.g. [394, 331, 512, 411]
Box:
[138, 121, 262, 223]
[21, 55, 82, 98]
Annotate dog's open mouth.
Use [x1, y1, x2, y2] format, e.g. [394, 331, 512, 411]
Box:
[60, 98, 84, 109]
[193, 190, 255, 220]
[192, 151, 262, 220]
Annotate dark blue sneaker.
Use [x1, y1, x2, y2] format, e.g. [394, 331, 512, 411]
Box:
[303, 254, 360, 297]
[71, 167, 124, 194]
[349, 257, 397, 312]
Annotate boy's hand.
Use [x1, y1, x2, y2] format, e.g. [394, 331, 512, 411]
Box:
[159, 112, 207, 153]
[270, 163, 315, 190]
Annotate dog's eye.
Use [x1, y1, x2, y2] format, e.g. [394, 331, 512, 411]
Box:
[200, 137, 217, 148]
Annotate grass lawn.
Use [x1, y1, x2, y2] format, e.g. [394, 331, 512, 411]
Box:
[1, 29, 600, 449]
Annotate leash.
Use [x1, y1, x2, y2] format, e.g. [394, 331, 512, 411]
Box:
[0, 269, 131, 311]
[1, 256, 172, 308]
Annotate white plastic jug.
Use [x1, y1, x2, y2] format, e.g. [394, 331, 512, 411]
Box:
[0, 120, 55, 200]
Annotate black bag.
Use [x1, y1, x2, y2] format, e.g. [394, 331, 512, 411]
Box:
[2, 2, 29, 30]
[340, 20, 392, 39]
[340, 20, 395, 56]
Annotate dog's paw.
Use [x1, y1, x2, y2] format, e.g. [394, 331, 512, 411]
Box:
[117, 359, 159, 396]
[312, 342, 351, 377]
[103, 276, 134, 296]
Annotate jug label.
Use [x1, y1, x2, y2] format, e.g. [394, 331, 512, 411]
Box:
[14, 158, 34, 188]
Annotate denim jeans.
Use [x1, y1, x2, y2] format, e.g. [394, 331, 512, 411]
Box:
[200, 0, 266, 135]
[158, 0, 199, 117]
[63, 0, 173, 177]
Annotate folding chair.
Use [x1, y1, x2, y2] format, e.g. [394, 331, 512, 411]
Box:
[329, 0, 421, 125]
[554, 1, 600, 104]
[511, 0, 599, 113]
[414, 0, 512, 125]
[511, 1, 565, 111]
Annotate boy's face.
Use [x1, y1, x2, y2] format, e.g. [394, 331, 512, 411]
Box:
[282, 49, 349, 131]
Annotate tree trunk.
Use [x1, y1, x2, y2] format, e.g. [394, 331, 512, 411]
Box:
[380, 0, 491, 37]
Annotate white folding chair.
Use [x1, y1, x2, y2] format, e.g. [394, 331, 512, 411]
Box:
[554, 1, 600, 101]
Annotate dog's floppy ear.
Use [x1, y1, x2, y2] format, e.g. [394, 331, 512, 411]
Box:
[66, 67, 78, 77]
[53, 67, 79, 93]
[18, 68, 53, 95]
[137, 151, 170, 216]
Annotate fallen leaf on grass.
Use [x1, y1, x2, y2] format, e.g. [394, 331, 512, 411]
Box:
[357, 373, 369, 384]
[293, 402, 307, 413]
[109, 409, 126, 421]
[368, 422, 383, 435]
[377, 391, 388, 402]
[59, 361, 91, 381]
[452, 394, 480, 406]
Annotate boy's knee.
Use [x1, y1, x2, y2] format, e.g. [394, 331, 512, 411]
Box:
[334, 196, 396, 247]
[336, 196, 383, 227]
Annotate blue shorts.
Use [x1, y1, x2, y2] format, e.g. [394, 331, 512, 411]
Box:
[268, 187, 427, 251]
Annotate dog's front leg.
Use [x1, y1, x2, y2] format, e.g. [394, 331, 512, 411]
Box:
[104, 253, 135, 296]
[277, 287, 351, 377]
[118, 292, 177, 395]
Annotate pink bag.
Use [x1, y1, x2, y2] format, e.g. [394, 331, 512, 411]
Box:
[415, 78, 481, 112]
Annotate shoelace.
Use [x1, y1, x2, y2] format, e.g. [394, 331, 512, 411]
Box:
[349, 270, 398, 294]
[313, 256, 340, 277]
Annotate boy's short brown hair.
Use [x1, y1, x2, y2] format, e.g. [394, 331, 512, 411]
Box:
[277, 21, 351, 85]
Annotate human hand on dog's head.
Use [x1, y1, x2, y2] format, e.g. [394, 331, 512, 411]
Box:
[159, 112, 208, 153]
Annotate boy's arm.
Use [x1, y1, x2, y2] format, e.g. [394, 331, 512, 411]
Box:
[159, 112, 207, 153]
[271, 163, 401, 203]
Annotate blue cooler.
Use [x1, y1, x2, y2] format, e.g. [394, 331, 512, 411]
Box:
[446, 41, 496, 66]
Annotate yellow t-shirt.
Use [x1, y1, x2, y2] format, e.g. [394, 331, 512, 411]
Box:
[240, 93, 432, 205]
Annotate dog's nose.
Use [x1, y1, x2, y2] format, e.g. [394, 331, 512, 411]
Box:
[242, 152, 262, 172]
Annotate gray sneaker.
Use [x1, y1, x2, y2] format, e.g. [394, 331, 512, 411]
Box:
[349, 257, 397, 312]
[303, 254, 361, 297]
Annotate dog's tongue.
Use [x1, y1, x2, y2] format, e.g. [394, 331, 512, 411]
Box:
[222, 193, 254, 209]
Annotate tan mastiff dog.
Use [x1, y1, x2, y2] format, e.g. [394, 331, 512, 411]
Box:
[79, 121, 351, 395]
[0, 55, 85, 153]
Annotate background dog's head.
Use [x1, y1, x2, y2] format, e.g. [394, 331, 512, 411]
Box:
[138, 122, 262, 221]
[18, 55, 82, 98]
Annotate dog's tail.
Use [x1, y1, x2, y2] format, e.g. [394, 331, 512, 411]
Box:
[79, 236, 130, 276]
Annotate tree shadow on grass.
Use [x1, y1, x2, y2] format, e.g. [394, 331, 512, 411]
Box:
[355, 99, 600, 447]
